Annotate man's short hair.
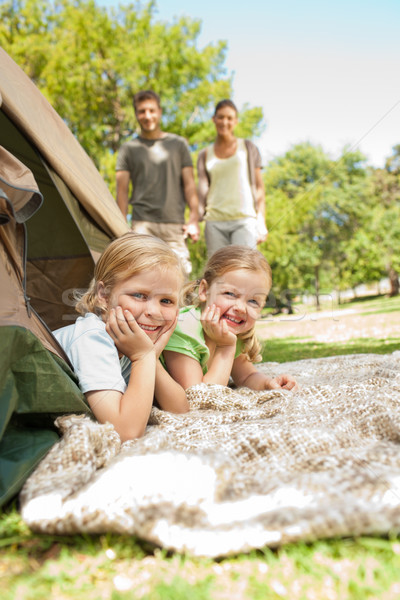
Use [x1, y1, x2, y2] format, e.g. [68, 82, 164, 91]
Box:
[133, 90, 161, 111]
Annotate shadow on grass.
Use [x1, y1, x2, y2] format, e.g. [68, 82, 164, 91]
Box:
[261, 337, 400, 363]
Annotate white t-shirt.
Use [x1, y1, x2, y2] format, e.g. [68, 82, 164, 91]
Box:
[53, 313, 130, 394]
[205, 138, 256, 221]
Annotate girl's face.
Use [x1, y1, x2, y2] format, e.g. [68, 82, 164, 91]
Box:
[199, 268, 270, 335]
[100, 267, 181, 343]
[212, 106, 238, 136]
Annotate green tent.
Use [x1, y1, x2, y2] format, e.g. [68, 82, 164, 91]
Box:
[0, 49, 129, 506]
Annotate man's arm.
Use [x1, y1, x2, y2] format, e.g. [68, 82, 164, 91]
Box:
[116, 170, 131, 220]
[181, 166, 200, 241]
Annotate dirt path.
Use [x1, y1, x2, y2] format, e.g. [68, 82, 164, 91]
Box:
[256, 306, 400, 343]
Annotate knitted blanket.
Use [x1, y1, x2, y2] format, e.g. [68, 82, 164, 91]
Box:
[20, 353, 400, 557]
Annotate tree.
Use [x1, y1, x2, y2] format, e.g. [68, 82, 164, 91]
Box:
[367, 147, 400, 295]
[261, 143, 372, 308]
[261, 143, 333, 308]
[316, 147, 371, 301]
[1, 0, 264, 195]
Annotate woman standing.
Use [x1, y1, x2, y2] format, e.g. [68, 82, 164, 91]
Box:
[197, 99, 268, 256]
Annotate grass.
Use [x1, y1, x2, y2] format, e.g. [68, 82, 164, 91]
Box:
[1, 294, 400, 599]
[261, 336, 400, 363]
[2, 516, 400, 599]
[263, 292, 400, 319]
[347, 295, 400, 317]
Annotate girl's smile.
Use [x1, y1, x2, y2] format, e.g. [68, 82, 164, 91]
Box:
[199, 268, 269, 335]
[101, 268, 180, 343]
[221, 314, 245, 326]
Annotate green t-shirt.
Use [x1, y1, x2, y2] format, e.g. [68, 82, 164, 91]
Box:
[163, 306, 243, 374]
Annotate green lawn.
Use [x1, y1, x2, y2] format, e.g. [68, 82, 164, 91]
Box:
[1, 295, 400, 599]
[263, 292, 400, 320]
[261, 336, 400, 363]
[2, 511, 400, 599]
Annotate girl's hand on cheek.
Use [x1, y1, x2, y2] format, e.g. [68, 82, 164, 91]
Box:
[201, 304, 237, 347]
[154, 314, 178, 358]
[106, 306, 154, 362]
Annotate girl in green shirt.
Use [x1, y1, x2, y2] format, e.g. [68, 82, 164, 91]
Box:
[163, 245, 298, 391]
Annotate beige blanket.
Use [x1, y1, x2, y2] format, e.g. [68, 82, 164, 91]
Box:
[20, 353, 400, 557]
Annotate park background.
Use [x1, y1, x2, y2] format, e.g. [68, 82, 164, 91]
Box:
[2, 0, 400, 307]
[2, 3, 400, 597]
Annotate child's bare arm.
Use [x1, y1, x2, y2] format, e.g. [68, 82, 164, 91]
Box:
[152, 315, 189, 413]
[231, 354, 298, 391]
[85, 307, 157, 442]
[85, 351, 156, 442]
[163, 344, 236, 387]
[163, 350, 204, 389]
[203, 344, 236, 385]
[154, 362, 190, 412]
[163, 305, 238, 388]
[200, 304, 237, 385]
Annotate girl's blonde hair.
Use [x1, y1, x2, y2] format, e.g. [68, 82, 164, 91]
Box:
[75, 232, 185, 316]
[184, 245, 272, 363]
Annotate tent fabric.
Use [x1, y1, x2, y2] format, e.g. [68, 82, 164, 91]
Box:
[0, 49, 130, 506]
[0, 327, 89, 507]
[0, 50, 129, 332]
[0, 146, 65, 357]
[0, 143, 42, 221]
[0, 147, 90, 507]
[0, 48, 128, 240]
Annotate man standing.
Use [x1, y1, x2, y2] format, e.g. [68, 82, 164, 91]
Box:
[116, 90, 200, 274]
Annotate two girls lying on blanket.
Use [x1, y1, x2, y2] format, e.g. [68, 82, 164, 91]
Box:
[54, 234, 297, 441]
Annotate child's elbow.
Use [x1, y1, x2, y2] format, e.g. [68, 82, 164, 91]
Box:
[167, 398, 190, 414]
[234, 372, 261, 390]
[174, 403, 190, 414]
[118, 423, 147, 442]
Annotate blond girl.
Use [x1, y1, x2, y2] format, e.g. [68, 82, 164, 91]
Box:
[54, 232, 189, 441]
[163, 245, 297, 391]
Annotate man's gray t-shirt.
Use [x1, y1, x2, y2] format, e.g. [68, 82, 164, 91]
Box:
[116, 133, 193, 224]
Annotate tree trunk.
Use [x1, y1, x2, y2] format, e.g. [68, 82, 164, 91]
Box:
[315, 266, 320, 311]
[388, 266, 400, 296]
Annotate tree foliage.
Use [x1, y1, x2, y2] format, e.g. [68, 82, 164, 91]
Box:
[261, 141, 400, 302]
[335, 146, 400, 297]
[260, 143, 377, 305]
[368, 147, 400, 295]
[1, 0, 263, 189]
[1, 1, 399, 299]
